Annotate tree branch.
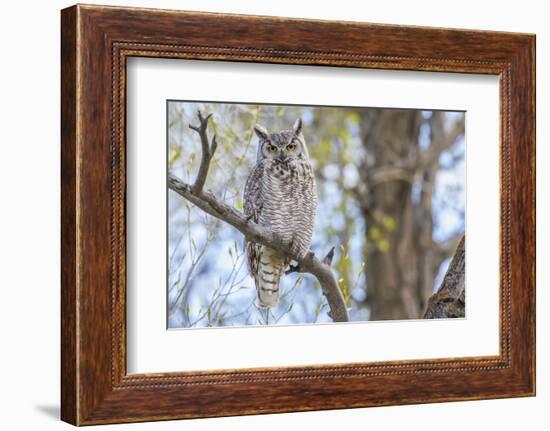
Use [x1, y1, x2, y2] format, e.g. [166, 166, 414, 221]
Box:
[168, 112, 349, 322]
[368, 165, 414, 186]
[420, 114, 465, 169]
[188, 111, 218, 194]
[424, 236, 465, 319]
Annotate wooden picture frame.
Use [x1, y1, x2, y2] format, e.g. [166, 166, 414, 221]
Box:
[61, 4, 535, 425]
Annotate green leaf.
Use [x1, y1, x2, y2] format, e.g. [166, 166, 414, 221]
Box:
[348, 112, 361, 125]
[168, 149, 182, 168]
[382, 215, 396, 232]
[378, 239, 390, 253]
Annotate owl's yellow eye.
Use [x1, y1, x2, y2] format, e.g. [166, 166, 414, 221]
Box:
[286, 143, 297, 152]
[266, 144, 277, 153]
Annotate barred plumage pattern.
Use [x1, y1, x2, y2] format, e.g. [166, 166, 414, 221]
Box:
[244, 120, 317, 308]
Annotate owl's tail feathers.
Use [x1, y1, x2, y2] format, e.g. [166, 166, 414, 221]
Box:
[255, 247, 287, 308]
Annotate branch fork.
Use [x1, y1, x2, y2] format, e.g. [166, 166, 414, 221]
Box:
[188, 111, 218, 194]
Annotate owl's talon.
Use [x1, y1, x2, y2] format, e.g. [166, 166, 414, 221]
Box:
[285, 263, 300, 275]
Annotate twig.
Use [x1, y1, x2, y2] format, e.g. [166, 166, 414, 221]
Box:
[322, 247, 335, 265]
[189, 111, 218, 194]
[420, 114, 465, 168]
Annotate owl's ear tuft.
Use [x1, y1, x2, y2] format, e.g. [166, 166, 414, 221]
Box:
[293, 118, 303, 135]
[253, 124, 269, 140]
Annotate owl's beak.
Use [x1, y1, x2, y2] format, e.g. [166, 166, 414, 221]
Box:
[277, 155, 288, 162]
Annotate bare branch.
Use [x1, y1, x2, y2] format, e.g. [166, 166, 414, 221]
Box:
[368, 165, 414, 186]
[169, 113, 349, 322]
[424, 236, 465, 319]
[420, 114, 465, 168]
[189, 111, 218, 193]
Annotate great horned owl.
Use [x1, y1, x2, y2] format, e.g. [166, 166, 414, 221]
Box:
[244, 118, 317, 308]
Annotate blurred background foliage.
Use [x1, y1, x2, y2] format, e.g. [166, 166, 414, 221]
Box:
[168, 101, 465, 328]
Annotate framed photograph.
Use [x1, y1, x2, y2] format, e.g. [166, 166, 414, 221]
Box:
[61, 4, 535, 425]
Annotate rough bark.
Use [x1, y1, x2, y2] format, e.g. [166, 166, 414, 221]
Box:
[424, 236, 465, 319]
[168, 112, 349, 322]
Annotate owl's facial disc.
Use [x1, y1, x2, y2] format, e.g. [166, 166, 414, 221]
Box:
[278, 136, 303, 162]
[262, 141, 279, 159]
[254, 121, 307, 162]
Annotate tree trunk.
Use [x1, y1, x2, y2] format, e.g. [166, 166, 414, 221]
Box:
[357, 110, 457, 320]
[424, 236, 465, 319]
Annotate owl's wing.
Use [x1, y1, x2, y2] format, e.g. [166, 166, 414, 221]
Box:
[243, 163, 265, 278]
[243, 163, 264, 223]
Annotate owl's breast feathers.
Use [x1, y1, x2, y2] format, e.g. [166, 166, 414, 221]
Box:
[245, 159, 317, 255]
[244, 158, 317, 308]
[262, 158, 317, 258]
